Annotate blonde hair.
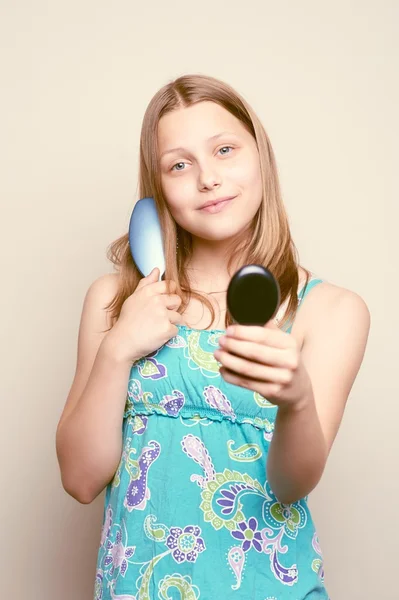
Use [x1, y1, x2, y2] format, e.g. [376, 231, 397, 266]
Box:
[106, 74, 310, 331]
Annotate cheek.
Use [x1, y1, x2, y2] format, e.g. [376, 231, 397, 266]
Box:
[226, 159, 262, 198]
[161, 177, 191, 212]
[232, 164, 260, 187]
[161, 177, 199, 228]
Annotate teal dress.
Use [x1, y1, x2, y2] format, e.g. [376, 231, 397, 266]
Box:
[94, 276, 329, 599]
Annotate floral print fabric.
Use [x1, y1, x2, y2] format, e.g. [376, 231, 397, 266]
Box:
[94, 277, 329, 599]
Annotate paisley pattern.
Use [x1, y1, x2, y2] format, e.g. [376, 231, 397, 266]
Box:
[94, 276, 329, 599]
[227, 439, 262, 462]
[123, 440, 160, 512]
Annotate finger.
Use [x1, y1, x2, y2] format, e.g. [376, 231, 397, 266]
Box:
[168, 310, 184, 325]
[143, 279, 178, 296]
[265, 318, 280, 330]
[218, 336, 295, 369]
[215, 348, 292, 384]
[136, 267, 160, 289]
[220, 367, 282, 397]
[226, 324, 291, 350]
[164, 294, 182, 310]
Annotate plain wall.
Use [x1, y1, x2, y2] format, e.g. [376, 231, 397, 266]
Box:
[1, 1, 398, 598]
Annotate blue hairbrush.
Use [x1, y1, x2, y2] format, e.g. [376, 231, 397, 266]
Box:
[128, 197, 165, 281]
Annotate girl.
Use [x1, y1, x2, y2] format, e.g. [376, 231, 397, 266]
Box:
[56, 74, 370, 599]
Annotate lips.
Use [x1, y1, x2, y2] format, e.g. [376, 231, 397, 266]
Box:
[199, 195, 236, 210]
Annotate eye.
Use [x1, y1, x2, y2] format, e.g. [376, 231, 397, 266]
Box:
[218, 146, 234, 156]
[170, 146, 234, 172]
[171, 161, 186, 172]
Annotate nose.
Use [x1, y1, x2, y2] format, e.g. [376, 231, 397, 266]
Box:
[197, 160, 222, 191]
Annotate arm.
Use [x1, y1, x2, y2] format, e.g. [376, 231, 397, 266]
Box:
[267, 389, 326, 504]
[56, 274, 132, 504]
[215, 286, 371, 505]
[267, 288, 371, 504]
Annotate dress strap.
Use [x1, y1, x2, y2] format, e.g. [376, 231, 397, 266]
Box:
[298, 276, 324, 307]
[280, 275, 324, 333]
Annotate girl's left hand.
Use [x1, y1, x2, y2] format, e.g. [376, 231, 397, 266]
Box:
[214, 321, 313, 411]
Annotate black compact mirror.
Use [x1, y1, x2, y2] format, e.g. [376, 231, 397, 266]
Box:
[227, 265, 280, 326]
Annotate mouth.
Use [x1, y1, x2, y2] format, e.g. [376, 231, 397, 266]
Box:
[198, 195, 237, 212]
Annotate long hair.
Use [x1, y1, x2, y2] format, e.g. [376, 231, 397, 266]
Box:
[106, 74, 310, 331]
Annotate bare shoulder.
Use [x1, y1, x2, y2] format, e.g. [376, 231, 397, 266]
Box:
[295, 278, 371, 342]
[302, 279, 369, 318]
[82, 272, 121, 328]
[86, 272, 120, 298]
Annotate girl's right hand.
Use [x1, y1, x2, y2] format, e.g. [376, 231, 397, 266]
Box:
[103, 267, 183, 363]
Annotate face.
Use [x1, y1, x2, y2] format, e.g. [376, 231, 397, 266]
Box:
[157, 101, 263, 242]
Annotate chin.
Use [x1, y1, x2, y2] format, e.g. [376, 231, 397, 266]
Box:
[195, 225, 246, 243]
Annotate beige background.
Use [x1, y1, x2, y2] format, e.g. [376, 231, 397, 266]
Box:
[1, 1, 397, 598]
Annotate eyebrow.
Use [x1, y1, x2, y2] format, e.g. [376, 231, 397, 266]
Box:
[160, 131, 237, 159]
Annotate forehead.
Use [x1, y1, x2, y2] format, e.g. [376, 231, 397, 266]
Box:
[157, 101, 248, 151]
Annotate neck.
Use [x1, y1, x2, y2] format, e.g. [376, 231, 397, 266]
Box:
[186, 243, 235, 294]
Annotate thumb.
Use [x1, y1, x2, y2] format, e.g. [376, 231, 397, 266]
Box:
[265, 316, 279, 330]
[137, 267, 160, 289]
